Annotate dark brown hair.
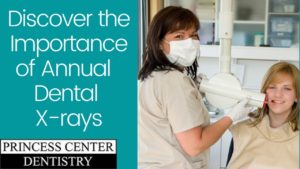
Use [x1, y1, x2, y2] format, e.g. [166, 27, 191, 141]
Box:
[138, 6, 200, 81]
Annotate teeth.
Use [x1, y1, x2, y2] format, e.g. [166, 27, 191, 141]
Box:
[272, 100, 284, 104]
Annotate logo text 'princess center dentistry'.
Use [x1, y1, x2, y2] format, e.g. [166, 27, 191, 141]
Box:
[0, 140, 116, 168]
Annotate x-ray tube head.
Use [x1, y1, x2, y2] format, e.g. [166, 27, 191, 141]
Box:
[199, 73, 266, 109]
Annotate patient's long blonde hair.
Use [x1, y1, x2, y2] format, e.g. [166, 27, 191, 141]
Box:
[249, 62, 299, 131]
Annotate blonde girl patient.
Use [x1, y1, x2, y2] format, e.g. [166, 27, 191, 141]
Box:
[227, 61, 299, 169]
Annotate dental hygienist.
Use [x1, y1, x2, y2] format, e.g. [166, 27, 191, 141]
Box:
[138, 6, 252, 169]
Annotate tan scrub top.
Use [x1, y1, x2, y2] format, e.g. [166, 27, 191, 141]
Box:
[138, 70, 210, 169]
[228, 115, 299, 169]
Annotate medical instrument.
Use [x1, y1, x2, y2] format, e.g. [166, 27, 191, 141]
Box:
[199, 0, 266, 109]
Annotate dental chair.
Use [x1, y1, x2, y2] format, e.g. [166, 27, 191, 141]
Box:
[226, 139, 234, 167]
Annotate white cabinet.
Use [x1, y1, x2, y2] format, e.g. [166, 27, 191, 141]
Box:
[267, 0, 299, 47]
[232, 0, 267, 47]
[209, 137, 222, 169]
[164, 0, 299, 48]
[200, 45, 298, 61]
[164, 0, 299, 61]
[209, 116, 233, 169]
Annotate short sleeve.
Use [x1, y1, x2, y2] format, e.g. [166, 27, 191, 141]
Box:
[159, 71, 208, 133]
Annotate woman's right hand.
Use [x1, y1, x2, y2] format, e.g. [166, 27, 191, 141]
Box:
[225, 98, 253, 123]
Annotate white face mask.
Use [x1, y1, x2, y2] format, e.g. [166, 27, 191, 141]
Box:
[165, 38, 200, 67]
